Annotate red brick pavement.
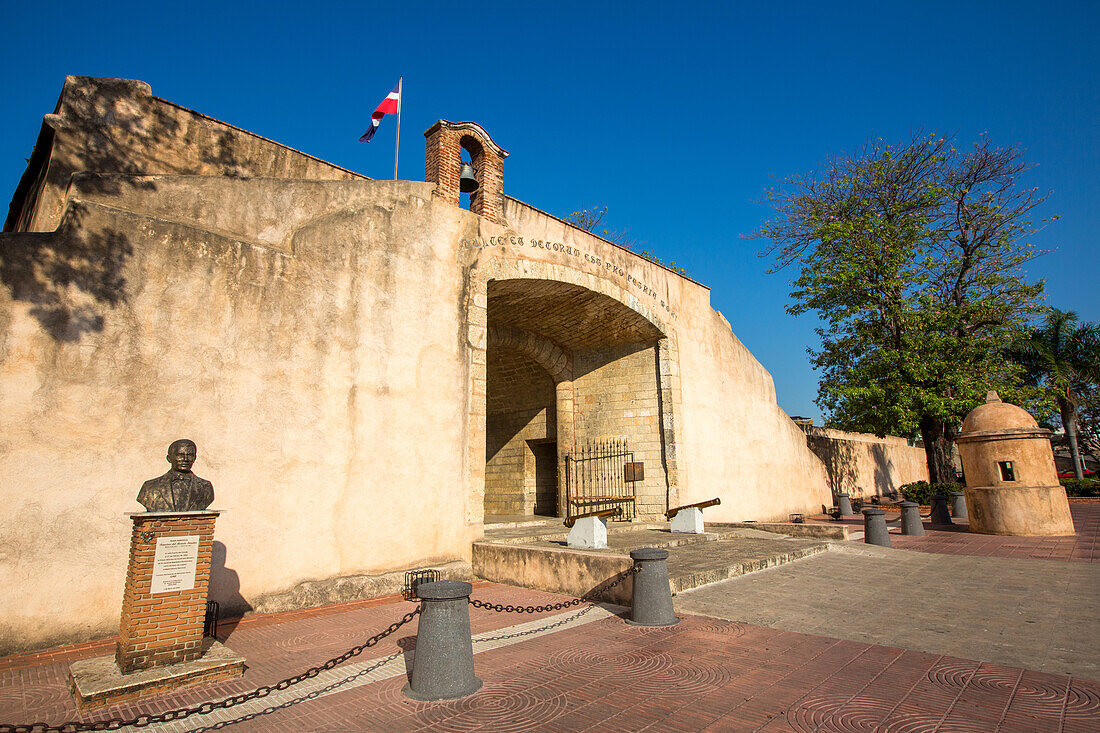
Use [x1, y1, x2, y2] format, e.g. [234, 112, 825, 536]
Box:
[1, 583, 1097, 732]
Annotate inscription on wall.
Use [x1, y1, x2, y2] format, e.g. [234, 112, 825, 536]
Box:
[150, 535, 201, 594]
[461, 235, 678, 319]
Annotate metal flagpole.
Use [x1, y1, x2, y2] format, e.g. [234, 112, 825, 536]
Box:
[393, 75, 402, 180]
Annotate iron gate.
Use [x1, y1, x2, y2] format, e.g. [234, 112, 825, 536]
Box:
[565, 439, 638, 521]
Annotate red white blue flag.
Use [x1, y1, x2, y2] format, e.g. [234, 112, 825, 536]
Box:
[359, 79, 401, 142]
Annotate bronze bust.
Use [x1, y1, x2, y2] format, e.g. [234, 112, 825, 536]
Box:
[137, 439, 214, 512]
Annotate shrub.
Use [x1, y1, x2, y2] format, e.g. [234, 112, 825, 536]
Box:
[1060, 478, 1100, 497]
[898, 481, 964, 505]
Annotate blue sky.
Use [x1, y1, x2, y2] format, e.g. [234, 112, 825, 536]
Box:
[2, 1, 1096, 423]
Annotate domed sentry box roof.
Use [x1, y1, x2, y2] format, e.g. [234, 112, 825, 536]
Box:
[956, 391, 1074, 536]
[957, 391, 1049, 442]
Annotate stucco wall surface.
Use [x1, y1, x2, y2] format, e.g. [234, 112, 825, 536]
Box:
[803, 427, 930, 500]
[0, 177, 480, 653]
[8, 76, 364, 233]
[674, 303, 833, 522]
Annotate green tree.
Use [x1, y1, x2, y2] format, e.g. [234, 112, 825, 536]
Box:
[564, 206, 637, 247]
[755, 132, 1049, 482]
[1007, 308, 1100, 479]
[564, 206, 687, 275]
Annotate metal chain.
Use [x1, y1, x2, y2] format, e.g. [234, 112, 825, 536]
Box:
[469, 565, 639, 614]
[0, 607, 421, 733]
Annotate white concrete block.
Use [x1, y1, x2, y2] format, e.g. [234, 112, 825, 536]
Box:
[567, 515, 608, 549]
[671, 507, 704, 533]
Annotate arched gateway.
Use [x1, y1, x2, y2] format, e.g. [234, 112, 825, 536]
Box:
[474, 277, 674, 522]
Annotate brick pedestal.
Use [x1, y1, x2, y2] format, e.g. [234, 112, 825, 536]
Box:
[69, 510, 244, 708]
[116, 511, 218, 673]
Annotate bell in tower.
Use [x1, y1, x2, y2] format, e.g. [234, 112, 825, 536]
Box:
[460, 161, 479, 193]
[424, 120, 508, 223]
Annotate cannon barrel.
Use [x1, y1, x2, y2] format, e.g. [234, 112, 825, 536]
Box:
[564, 506, 622, 528]
[665, 497, 721, 519]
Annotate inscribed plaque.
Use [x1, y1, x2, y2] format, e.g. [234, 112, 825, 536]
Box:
[150, 535, 200, 594]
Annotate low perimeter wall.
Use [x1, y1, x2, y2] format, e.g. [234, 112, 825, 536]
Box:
[471, 543, 634, 606]
[803, 427, 929, 502]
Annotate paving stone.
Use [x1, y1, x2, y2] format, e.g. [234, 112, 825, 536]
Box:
[676, 543, 1100, 680]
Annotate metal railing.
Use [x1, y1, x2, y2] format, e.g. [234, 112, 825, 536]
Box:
[564, 439, 637, 521]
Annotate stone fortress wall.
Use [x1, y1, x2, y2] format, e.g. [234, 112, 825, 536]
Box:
[0, 77, 925, 654]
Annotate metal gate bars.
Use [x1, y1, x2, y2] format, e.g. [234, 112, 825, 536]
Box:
[565, 439, 639, 521]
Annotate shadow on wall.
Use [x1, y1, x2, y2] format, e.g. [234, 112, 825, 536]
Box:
[486, 407, 548, 462]
[0, 207, 132, 342]
[805, 431, 899, 499]
[871, 444, 896, 495]
[0, 75, 250, 341]
[209, 540, 252, 621]
[806, 433, 860, 499]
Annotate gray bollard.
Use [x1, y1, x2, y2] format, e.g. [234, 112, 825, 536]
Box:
[899, 501, 926, 536]
[950, 491, 968, 519]
[929, 495, 953, 525]
[403, 580, 482, 701]
[628, 548, 679, 626]
[862, 507, 892, 547]
[837, 493, 855, 517]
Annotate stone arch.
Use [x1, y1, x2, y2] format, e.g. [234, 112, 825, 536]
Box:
[465, 259, 683, 525]
[487, 325, 572, 383]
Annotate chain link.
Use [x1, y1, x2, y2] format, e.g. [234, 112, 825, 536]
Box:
[0, 607, 421, 733]
[469, 565, 639, 614]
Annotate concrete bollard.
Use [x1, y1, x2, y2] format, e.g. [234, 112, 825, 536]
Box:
[403, 580, 482, 701]
[862, 507, 892, 547]
[929, 495, 953, 525]
[628, 548, 679, 627]
[899, 501, 926, 536]
[837, 493, 855, 517]
[950, 491, 968, 520]
[567, 515, 608, 548]
[670, 506, 704, 533]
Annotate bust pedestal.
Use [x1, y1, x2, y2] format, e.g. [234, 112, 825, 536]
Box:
[117, 511, 219, 671]
[68, 511, 245, 709]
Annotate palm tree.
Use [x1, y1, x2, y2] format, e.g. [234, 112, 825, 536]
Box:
[1008, 309, 1100, 479]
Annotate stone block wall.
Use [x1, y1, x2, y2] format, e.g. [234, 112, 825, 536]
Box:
[485, 348, 556, 515]
[572, 342, 667, 518]
[485, 408, 554, 515]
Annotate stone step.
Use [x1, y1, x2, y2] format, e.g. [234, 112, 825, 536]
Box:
[665, 536, 828, 593]
[473, 525, 831, 599]
[482, 523, 729, 547]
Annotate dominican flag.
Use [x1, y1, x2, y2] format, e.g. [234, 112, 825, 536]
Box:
[359, 79, 402, 142]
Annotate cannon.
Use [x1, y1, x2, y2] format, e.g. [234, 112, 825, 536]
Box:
[665, 498, 721, 533]
[665, 497, 721, 519]
[564, 506, 622, 528]
[564, 507, 621, 549]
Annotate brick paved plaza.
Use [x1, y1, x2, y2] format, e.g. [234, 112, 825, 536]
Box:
[1, 505, 1097, 731]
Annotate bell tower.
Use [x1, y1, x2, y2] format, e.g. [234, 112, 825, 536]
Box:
[424, 120, 508, 223]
